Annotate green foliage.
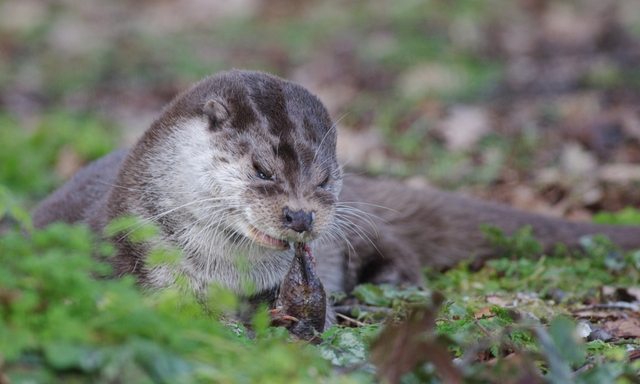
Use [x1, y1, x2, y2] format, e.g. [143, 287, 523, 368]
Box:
[548, 317, 586, 368]
[579, 235, 628, 272]
[352, 283, 431, 308]
[481, 225, 543, 259]
[436, 304, 533, 358]
[0, 111, 117, 196]
[104, 216, 160, 243]
[427, 225, 640, 305]
[593, 207, 640, 225]
[320, 324, 381, 370]
[349, 284, 433, 323]
[352, 284, 393, 307]
[420, 225, 640, 382]
[0, 185, 34, 231]
[0, 217, 360, 383]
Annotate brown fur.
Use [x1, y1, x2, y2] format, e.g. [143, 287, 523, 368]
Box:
[32, 70, 640, 316]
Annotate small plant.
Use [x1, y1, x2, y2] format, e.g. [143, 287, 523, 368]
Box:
[0, 205, 356, 383]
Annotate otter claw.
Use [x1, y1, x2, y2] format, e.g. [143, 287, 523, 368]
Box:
[270, 308, 300, 327]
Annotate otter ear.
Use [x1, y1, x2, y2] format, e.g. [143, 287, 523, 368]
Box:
[203, 98, 230, 130]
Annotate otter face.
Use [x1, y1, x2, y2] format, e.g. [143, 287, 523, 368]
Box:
[154, 71, 342, 254]
[216, 73, 342, 250]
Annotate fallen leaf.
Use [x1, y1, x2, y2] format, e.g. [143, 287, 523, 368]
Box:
[600, 318, 640, 339]
[438, 105, 491, 151]
[486, 294, 510, 307]
[599, 164, 640, 184]
[475, 307, 495, 319]
[370, 292, 464, 384]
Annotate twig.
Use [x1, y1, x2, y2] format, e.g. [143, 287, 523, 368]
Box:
[473, 318, 493, 339]
[333, 305, 394, 316]
[572, 303, 639, 311]
[573, 363, 594, 375]
[336, 312, 367, 327]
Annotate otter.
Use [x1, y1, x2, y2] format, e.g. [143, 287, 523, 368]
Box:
[32, 70, 640, 327]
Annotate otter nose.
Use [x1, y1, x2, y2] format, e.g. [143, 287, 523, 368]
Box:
[283, 208, 314, 233]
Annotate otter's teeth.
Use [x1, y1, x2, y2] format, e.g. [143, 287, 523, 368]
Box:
[250, 227, 290, 250]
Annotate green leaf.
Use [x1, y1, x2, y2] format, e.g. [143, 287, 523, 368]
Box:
[319, 325, 379, 368]
[146, 246, 182, 268]
[549, 317, 586, 367]
[43, 343, 104, 372]
[132, 339, 195, 383]
[593, 207, 640, 225]
[104, 215, 160, 243]
[352, 284, 392, 307]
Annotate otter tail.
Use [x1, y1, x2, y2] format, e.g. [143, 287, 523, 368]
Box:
[340, 175, 640, 271]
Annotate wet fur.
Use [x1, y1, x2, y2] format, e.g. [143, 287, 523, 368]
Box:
[33, 70, 640, 323]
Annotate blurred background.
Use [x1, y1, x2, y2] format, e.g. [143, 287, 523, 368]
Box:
[2, 0, 640, 218]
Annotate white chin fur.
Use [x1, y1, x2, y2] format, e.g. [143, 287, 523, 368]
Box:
[143, 118, 295, 295]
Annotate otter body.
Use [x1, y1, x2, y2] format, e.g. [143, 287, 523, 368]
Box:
[33, 70, 640, 322]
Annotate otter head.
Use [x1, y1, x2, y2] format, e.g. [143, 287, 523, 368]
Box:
[132, 70, 342, 258]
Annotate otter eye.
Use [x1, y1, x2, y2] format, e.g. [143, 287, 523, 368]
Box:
[254, 164, 274, 181]
[317, 174, 330, 189]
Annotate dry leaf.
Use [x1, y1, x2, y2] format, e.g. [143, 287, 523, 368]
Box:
[438, 106, 491, 151]
[600, 318, 640, 339]
[486, 294, 510, 307]
[370, 292, 463, 384]
[475, 307, 495, 319]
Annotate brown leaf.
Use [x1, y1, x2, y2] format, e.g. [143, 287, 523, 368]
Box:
[600, 318, 640, 339]
[628, 349, 640, 362]
[601, 286, 616, 297]
[599, 164, 640, 184]
[475, 307, 495, 319]
[486, 294, 510, 307]
[370, 292, 463, 384]
[571, 310, 616, 321]
[438, 105, 492, 151]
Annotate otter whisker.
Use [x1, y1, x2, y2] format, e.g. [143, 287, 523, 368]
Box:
[337, 201, 399, 214]
[337, 153, 360, 170]
[332, 216, 381, 256]
[335, 205, 383, 231]
[92, 179, 206, 195]
[111, 197, 234, 244]
[312, 113, 346, 165]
